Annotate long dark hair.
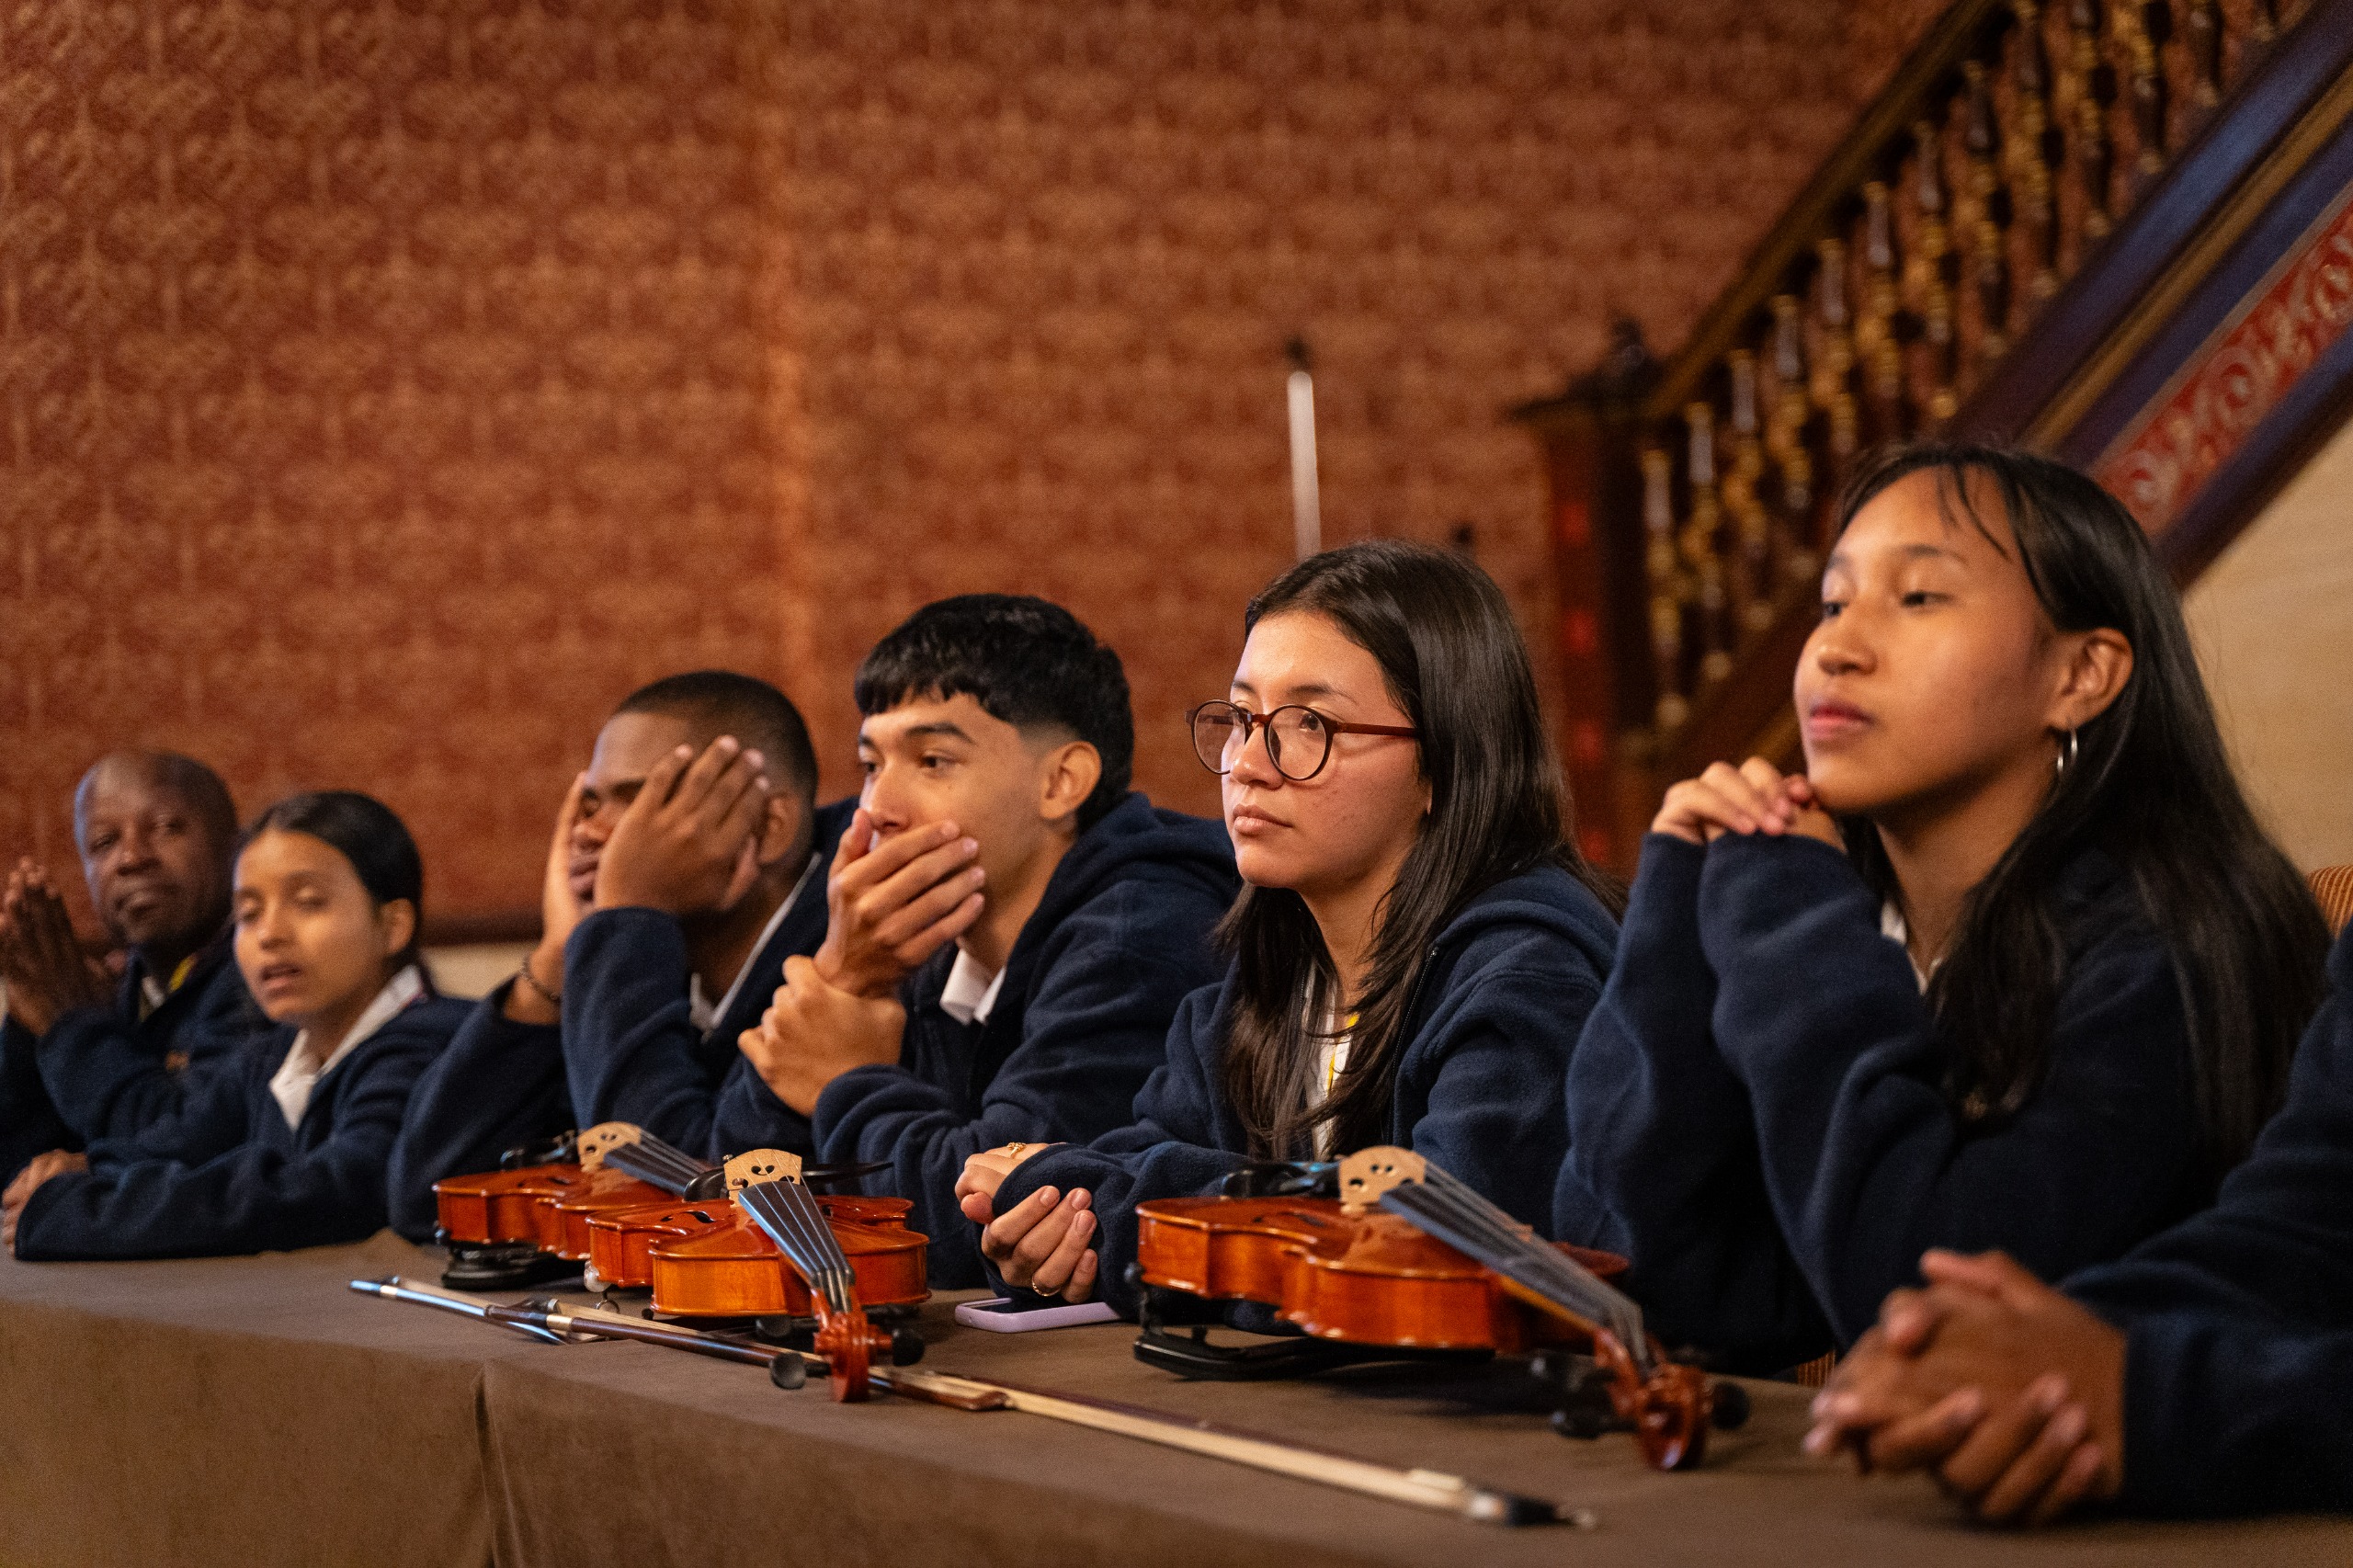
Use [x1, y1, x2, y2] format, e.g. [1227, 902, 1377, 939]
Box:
[1217, 540, 1621, 1158]
[243, 790, 434, 993]
[1835, 444, 2325, 1180]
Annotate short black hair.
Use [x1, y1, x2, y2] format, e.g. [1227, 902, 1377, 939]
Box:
[612, 671, 817, 802]
[244, 790, 430, 984]
[854, 595, 1132, 830]
[74, 751, 238, 855]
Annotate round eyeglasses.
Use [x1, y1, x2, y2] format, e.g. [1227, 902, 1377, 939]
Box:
[1187, 700, 1418, 782]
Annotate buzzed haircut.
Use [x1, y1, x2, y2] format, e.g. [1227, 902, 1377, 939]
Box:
[73, 751, 239, 853]
[612, 671, 818, 802]
[854, 595, 1132, 831]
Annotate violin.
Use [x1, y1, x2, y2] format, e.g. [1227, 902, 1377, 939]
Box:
[434, 1122, 896, 1278]
[582, 1187, 919, 1301]
[431, 1131, 579, 1250]
[722, 1150, 913, 1401]
[1133, 1148, 1745, 1471]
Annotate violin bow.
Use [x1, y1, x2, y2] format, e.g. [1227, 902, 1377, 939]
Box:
[873, 1365, 1584, 1528]
[1336, 1147, 1727, 1471]
[349, 1277, 1578, 1527]
[350, 1276, 567, 1344]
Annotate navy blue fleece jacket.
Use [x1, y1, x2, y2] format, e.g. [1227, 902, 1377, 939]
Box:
[2062, 922, 2353, 1517]
[1561, 832, 2200, 1370]
[716, 791, 1237, 1289]
[14, 992, 466, 1260]
[382, 978, 569, 1241]
[994, 861, 1620, 1317]
[5, 937, 258, 1181]
[561, 798, 857, 1159]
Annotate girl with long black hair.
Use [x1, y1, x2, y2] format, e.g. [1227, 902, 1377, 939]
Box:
[1556, 444, 2329, 1371]
[955, 539, 1623, 1308]
[6, 792, 468, 1258]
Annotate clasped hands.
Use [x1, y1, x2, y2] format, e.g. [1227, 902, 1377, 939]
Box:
[0, 860, 112, 1038]
[1653, 758, 1842, 849]
[734, 808, 987, 1115]
[1805, 1249, 2128, 1526]
[955, 1142, 1093, 1301]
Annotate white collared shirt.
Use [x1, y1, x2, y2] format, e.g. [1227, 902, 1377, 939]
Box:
[688, 858, 819, 1037]
[1881, 901, 1937, 993]
[938, 947, 1007, 1027]
[269, 965, 424, 1131]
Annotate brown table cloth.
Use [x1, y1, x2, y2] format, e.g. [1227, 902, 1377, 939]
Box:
[1, 1234, 2347, 1568]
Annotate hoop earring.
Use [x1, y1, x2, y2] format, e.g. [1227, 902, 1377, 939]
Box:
[2053, 728, 2079, 778]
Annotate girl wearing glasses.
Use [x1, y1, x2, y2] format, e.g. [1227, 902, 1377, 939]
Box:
[955, 540, 1622, 1307]
[1553, 445, 2329, 1377]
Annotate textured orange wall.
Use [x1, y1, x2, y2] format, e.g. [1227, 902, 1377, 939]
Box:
[2, 0, 1943, 928]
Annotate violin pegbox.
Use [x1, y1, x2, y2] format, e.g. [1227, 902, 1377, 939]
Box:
[1336, 1145, 1427, 1214]
[723, 1149, 804, 1193]
[576, 1122, 644, 1171]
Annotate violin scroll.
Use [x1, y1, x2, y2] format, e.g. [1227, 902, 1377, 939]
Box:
[1546, 1334, 1748, 1471]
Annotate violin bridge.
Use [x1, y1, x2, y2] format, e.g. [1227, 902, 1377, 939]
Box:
[1335, 1145, 1427, 1213]
[723, 1149, 805, 1191]
[575, 1122, 645, 1171]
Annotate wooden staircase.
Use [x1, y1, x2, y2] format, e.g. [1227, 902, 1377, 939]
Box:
[1518, 0, 2353, 873]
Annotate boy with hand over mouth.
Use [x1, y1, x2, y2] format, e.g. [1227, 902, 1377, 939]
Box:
[723, 597, 1235, 1287]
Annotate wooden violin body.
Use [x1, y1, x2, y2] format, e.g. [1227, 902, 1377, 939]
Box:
[642, 1196, 928, 1320]
[1135, 1150, 1741, 1472]
[433, 1162, 579, 1247]
[583, 1192, 922, 1306]
[1135, 1196, 1628, 1353]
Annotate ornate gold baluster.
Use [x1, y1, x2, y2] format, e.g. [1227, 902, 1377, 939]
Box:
[2183, 0, 2222, 109]
[1681, 404, 1732, 686]
[2011, 3, 2063, 300]
[1724, 351, 1774, 635]
[1961, 62, 2014, 364]
[1908, 120, 1961, 422]
[2120, 3, 2170, 187]
[1767, 295, 1822, 559]
[1642, 449, 1688, 731]
[1812, 239, 1861, 473]
[1856, 181, 1907, 439]
[2070, 0, 2117, 239]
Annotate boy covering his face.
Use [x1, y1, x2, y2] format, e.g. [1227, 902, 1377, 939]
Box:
[722, 596, 1236, 1287]
[387, 673, 852, 1236]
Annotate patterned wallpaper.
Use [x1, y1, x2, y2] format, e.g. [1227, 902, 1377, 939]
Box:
[2, 0, 1942, 929]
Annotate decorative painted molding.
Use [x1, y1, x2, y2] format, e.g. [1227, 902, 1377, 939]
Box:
[2097, 183, 2353, 534]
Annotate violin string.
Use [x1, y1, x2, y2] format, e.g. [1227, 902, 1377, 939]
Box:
[737, 1184, 818, 1299]
[740, 1180, 856, 1315]
[630, 1134, 711, 1180]
[773, 1178, 858, 1312]
[1382, 1184, 1643, 1365]
[1422, 1168, 1643, 1349]
[600, 1143, 708, 1197]
[1424, 1180, 1645, 1362]
[1412, 1163, 1646, 1352]
[1380, 1180, 1650, 1373]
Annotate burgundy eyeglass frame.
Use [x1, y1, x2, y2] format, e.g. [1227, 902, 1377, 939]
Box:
[1186, 700, 1419, 782]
